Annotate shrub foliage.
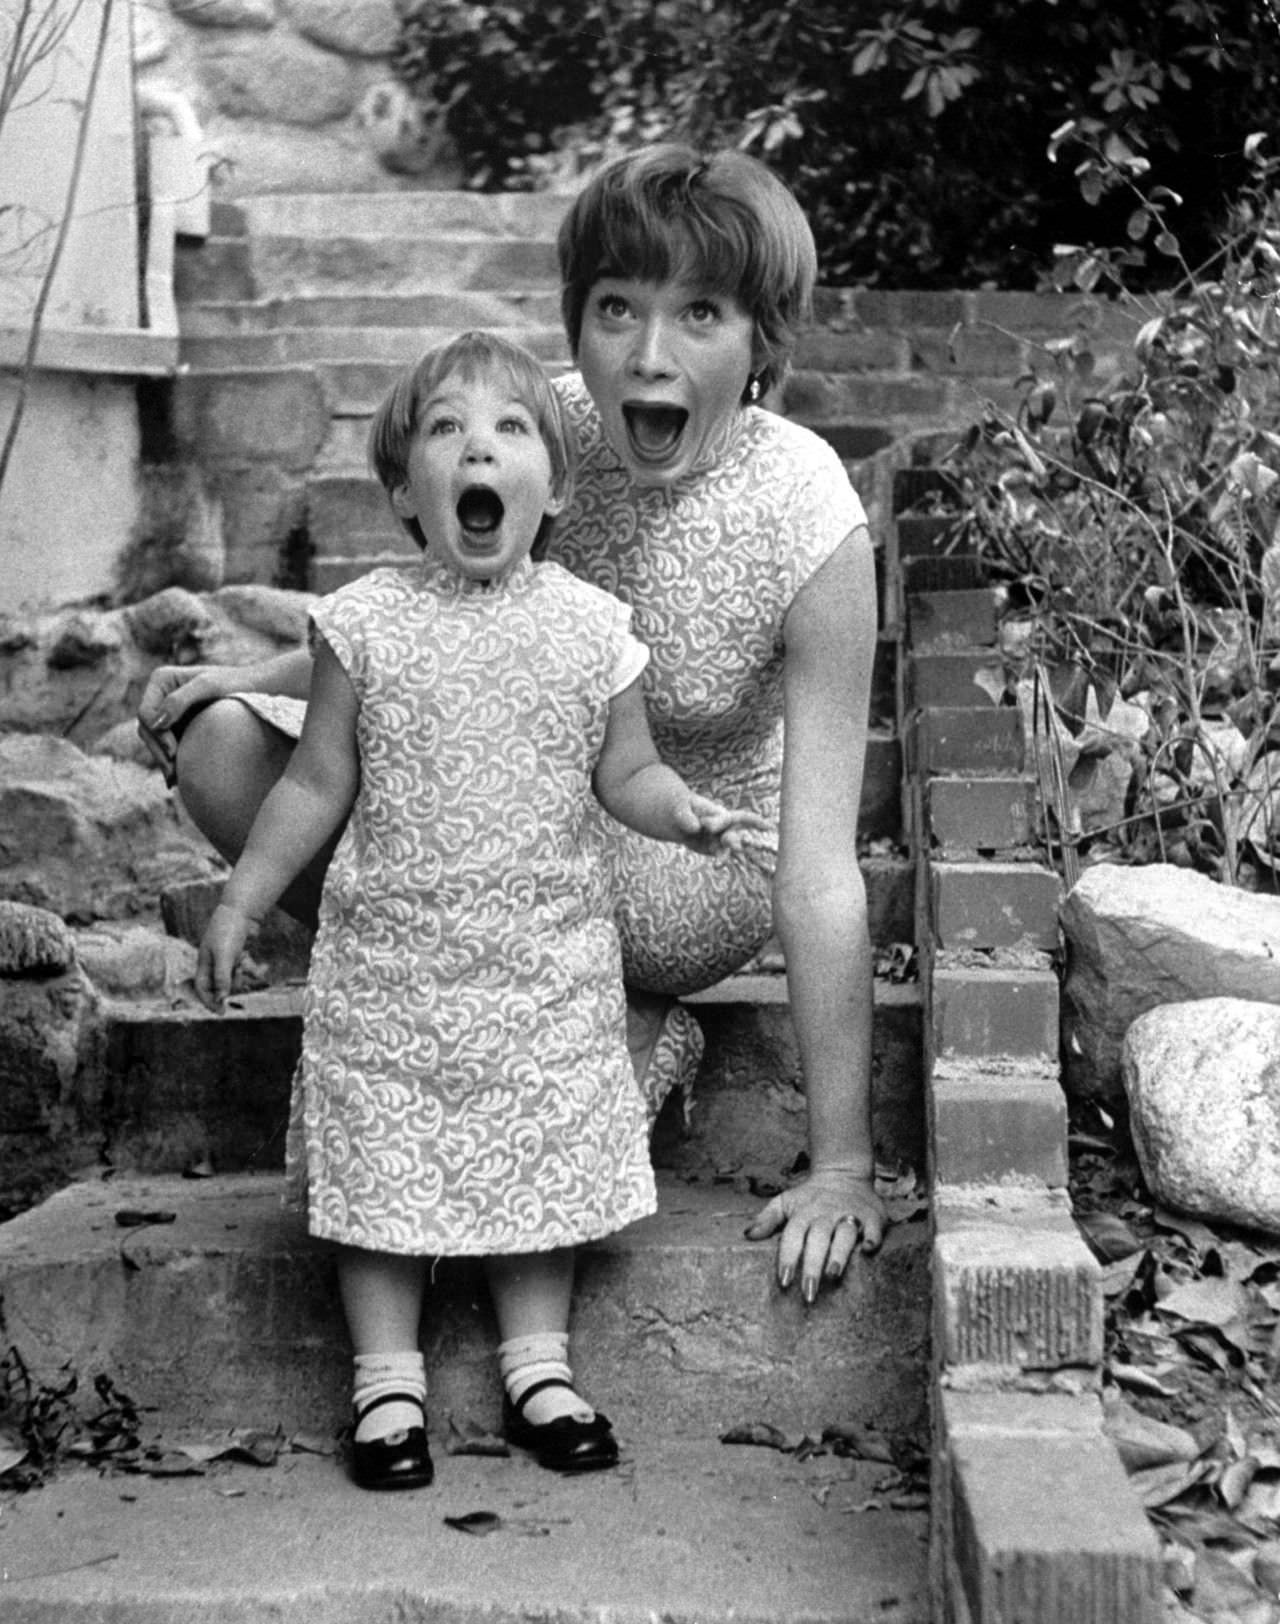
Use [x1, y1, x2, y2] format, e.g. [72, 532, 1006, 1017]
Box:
[393, 0, 1280, 288]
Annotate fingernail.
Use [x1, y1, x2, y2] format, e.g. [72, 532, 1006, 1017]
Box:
[779, 1266, 794, 1290]
[802, 1277, 817, 1305]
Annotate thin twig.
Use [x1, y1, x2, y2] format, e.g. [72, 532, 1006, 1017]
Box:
[0, 0, 114, 499]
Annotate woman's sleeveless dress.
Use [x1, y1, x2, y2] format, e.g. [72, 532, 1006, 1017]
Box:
[287, 555, 657, 1256]
[548, 376, 866, 994]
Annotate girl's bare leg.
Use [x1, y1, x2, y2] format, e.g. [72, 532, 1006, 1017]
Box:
[335, 1245, 430, 1453]
[174, 699, 333, 928]
[485, 1248, 595, 1425]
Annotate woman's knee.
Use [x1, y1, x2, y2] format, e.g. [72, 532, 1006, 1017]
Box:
[174, 699, 289, 858]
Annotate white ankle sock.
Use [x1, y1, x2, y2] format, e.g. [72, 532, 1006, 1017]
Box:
[352, 1351, 426, 1444]
[498, 1332, 593, 1425]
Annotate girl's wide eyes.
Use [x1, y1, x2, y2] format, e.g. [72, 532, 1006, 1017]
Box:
[498, 415, 529, 434]
[427, 415, 459, 436]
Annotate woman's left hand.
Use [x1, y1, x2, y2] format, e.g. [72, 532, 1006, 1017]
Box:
[744, 1166, 886, 1301]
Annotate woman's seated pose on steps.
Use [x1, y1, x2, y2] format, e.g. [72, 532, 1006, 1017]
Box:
[139, 143, 886, 1310]
[193, 329, 762, 1489]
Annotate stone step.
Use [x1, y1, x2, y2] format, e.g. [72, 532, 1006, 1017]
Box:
[236, 189, 573, 240]
[175, 232, 561, 303]
[88, 965, 921, 1186]
[263, 234, 561, 300]
[0, 1431, 929, 1623]
[179, 323, 570, 371]
[180, 288, 564, 335]
[0, 1173, 930, 1444]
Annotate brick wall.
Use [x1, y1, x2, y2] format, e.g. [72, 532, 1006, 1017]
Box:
[889, 469, 1166, 1621]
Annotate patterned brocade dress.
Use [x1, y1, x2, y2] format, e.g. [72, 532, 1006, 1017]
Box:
[547, 374, 868, 997]
[286, 555, 657, 1257]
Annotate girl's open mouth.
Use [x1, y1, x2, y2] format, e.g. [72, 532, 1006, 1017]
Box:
[456, 485, 504, 536]
[623, 404, 688, 461]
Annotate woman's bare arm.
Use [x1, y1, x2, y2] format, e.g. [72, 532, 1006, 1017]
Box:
[744, 527, 887, 1296]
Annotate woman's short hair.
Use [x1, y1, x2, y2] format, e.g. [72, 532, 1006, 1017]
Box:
[557, 144, 817, 402]
[367, 330, 575, 555]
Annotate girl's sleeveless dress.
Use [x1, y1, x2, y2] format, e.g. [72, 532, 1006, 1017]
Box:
[286, 555, 657, 1256]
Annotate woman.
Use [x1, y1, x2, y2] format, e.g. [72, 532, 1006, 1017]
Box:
[138, 144, 887, 1299]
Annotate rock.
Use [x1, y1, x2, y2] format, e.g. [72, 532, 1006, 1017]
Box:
[283, 0, 397, 58]
[123, 586, 218, 659]
[0, 734, 223, 923]
[73, 922, 198, 999]
[210, 583, 313, 647]
[1061, 863, 1280, 1105]
[170, 0, 275, 28]
[0, 901, 75, 974]
[1123, 997, 1280, 1234]
[46, 608, 124, 669]
[201, 35, 359, 127]
[90, 719, 156, 769]
[0, 918, 101, 1220]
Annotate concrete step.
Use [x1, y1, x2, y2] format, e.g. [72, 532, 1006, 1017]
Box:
[0, 1431, 929, 1622]
[180, 288, 564, 335]
[0, 1173, 930, 1444]
[179, 323, 570, 372]
[87, 964, 921, 1186]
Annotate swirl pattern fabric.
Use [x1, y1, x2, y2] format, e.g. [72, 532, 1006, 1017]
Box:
[549, 374, 867, 995]
[285, 557, 656, 1256]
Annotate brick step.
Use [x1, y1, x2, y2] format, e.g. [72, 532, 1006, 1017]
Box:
[0, 1426, 929, 1622]
[180, 289, 565, 336]
[90, 959, 921, 1185]
[179, 323, 570, 371]
[0, 1173, 930, 1445]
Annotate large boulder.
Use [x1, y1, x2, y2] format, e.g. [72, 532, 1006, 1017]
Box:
[0, 733, 223, 922]
[1060, 863, 1280, 1106]
[1123, 998, 1280, 1234]
[0, 901, 101, 1220]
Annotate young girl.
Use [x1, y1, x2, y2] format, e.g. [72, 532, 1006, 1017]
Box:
[194, 330, 762, 1491]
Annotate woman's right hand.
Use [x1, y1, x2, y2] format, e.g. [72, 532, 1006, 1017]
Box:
[137, 663, 241, 737]
[136, 665, 240, 782]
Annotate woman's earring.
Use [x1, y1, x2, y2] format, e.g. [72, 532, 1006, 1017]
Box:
[747, 374, 762, 405]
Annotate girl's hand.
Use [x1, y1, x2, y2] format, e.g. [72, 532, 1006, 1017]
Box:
[676, 794, 769, 855]
[195, 903, 253, 1012]
[744, 1166, 887, 1301]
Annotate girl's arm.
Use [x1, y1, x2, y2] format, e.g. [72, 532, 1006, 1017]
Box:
[195, 637, 357, 1010]
[593, 679, 764, 852]
[743, 527, 888, 1295]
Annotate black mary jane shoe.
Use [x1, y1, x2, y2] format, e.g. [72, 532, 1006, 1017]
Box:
[503, 1378, 619, 1474]
[350, 1392, 435, 1491]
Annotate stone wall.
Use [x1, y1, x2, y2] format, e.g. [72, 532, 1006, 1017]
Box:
[133, 0, 460, 198]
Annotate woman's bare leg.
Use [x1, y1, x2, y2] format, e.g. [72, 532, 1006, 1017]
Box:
[174, 699, 334, 928]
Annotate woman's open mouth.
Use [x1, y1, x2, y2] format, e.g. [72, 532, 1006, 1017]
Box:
[622, 403, 688, 462]
[456, 485, 504, 540]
